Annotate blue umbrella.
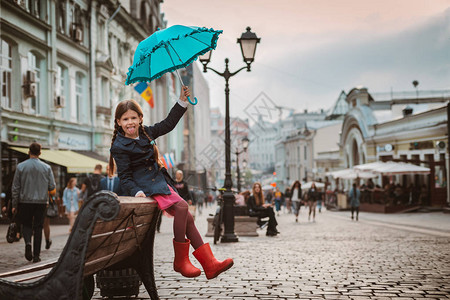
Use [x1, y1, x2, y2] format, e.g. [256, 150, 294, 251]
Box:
[126, 25, 223, 105]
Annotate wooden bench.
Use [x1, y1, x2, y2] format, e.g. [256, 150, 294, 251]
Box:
[205, 205, 267, 237]
[0, 191, 161, 300]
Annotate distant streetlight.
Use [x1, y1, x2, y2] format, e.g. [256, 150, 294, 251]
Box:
[199, 28, 260, 243]
[235, 137, 249, 192]
[412, 80, 419, 98]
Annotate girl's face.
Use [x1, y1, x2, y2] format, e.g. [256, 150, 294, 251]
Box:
[117, 109, 143, 139]
[254, 184, 261, 193]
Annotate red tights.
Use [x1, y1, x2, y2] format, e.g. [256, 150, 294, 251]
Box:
[165, 200, 204, 249]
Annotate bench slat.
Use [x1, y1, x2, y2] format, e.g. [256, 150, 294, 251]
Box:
[88, 223, 151, 250]
[0, 260, 56, 279]
[92, 213, 156, 235]
[84, 247, 138, 276]
[85, 236, 140, 266]
[98, 202, 158, 221]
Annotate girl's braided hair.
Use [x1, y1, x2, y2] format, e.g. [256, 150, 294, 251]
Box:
[109, 99, 163, 176]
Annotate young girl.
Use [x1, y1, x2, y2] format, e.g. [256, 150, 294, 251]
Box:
[109, 86, 233, 279]
[62, 177, 80, 232]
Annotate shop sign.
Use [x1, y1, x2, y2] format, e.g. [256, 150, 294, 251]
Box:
[58, 132, 89, 150]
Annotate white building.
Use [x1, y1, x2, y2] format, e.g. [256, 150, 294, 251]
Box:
[0, 0, 211, 193]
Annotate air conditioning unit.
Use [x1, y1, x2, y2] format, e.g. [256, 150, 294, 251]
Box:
[55, 95, 65, 108]
[26, 70, 36, 83]
[23, 83, 37, 98]
[73, 28, 83, 42]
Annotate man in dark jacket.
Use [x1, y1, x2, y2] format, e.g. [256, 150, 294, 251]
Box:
[100, 164, 122, 195]
[81, 164, 104, 201]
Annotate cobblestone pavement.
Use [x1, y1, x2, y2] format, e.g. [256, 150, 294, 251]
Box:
[1, 206, 449, 299]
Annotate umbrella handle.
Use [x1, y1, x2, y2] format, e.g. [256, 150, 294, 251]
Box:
[188, 96, 198, 105]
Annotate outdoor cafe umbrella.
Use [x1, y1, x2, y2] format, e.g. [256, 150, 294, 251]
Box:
[125, 25, 223, 105]
[327, 168, 378, 179]
[354, 161, 430, 175]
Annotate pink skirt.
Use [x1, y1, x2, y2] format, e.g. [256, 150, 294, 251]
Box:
[152, 185, 183, 211]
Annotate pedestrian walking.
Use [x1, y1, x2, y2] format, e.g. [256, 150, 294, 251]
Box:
[195, 188, 205, 215]
[11, 142, 56, 263]
[100, 164, 122, 195]
[317, 190, 323, 213]
[80, 164, 104, 206]
[284, 187, 292, 214]
[247, 182, 279, 236]
[109, 86, 233, 279]
[348, 183, 361, 221]
[307, 183, 320, 222]
[290, 180, 302, 223]
[62, 177, 80, 232]
[274, 187, 283, 216]
[43, 192, 55, 250]
[174, 170, 192, 204]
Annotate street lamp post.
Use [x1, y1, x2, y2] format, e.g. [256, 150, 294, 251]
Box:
[199, 27, 260, 243]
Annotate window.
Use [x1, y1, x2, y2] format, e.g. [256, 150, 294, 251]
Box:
[57, 0, 66, 34]
[1, 39, 12, 109]
[101, 76, 109, 107]
[304, 145, 307, 160]
[28, 52, 40, 114]
[72, 5, 84, 43]
[56, 64, 66, 96]
[26, 0, 41, 18]
[75, 72, 84, 122]
[97, 20, 105, 52]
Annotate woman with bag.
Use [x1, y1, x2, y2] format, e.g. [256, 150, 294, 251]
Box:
[62, 177, 80, 232]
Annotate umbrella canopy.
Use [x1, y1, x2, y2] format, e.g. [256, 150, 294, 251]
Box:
[354, 161, 430, 175]
[327, 168, 378, 179]
[354, 161, 387, 172]
[301, 181, 325, 190]
[126, 25, 222, 104]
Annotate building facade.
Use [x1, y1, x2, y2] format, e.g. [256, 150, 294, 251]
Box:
[337, 87, 449, 207]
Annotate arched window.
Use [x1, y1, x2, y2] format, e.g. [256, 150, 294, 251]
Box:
[1, 39, 12, 108]
[27, 51, 41, 114]
[352, 139, 359, 166]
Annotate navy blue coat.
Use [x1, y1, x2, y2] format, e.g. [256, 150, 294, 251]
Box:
[100, 176, 123, 196]
[110, 103, 186, 197]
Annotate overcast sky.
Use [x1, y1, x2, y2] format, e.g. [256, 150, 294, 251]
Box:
[161, 0, 450, 120]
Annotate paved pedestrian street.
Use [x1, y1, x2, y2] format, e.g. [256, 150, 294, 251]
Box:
[1, 207, 449, 299]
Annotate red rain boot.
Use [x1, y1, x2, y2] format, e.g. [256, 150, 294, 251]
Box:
[173, 239, 201, 278]
[193, 243, 234, 279]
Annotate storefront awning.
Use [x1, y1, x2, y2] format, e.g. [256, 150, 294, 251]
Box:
[11, 147, 108, 173]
